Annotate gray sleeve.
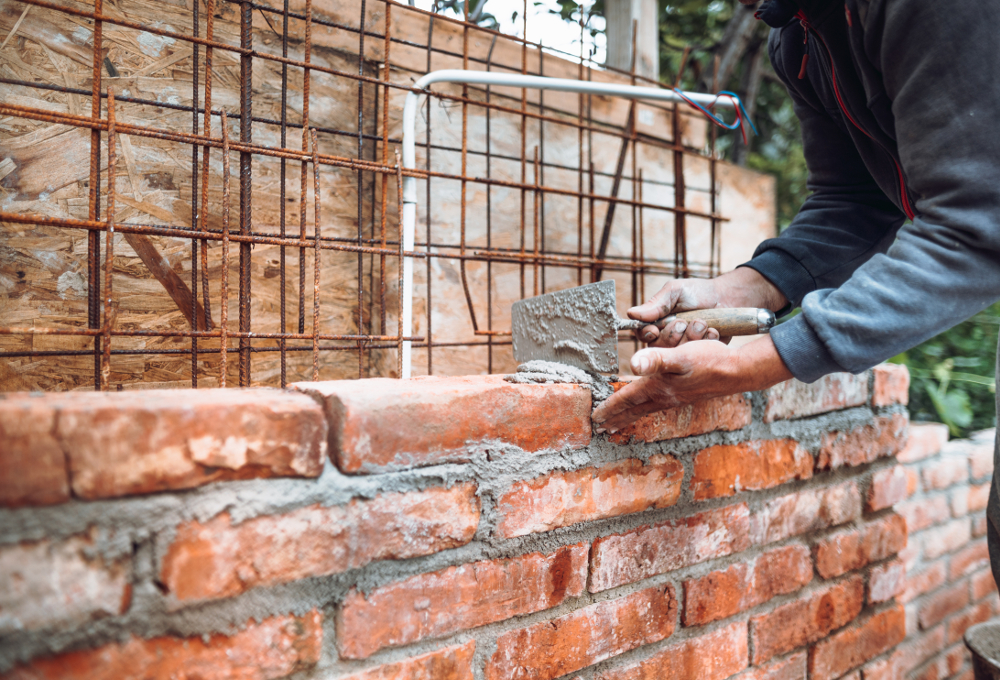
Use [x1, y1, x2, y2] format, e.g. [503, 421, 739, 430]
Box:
[769, 0, 1000, 382]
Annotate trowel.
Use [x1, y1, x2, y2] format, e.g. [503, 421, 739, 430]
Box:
[511, 279, 775, 374]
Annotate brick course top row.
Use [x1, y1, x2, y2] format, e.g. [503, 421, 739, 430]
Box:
[0, 366, 907, 506]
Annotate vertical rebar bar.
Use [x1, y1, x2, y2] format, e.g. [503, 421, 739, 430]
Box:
[101, 86, 117, 391]
[238, 0, 253, 385]
[220, 110, 231, 387]
[299, 0, 312, 340]
[311, 128, 321, 380]
[190, 0, 200, 386]
[88, 0, 104, 390]
[459, 17, 478, 331]
[279, 0, 289, 386]
[356, 0, 367, 378]
[198, 0, 215, 336]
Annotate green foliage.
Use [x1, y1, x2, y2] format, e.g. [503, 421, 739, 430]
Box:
[890, 305, 1000, 437]
[434, 0, 502, 29]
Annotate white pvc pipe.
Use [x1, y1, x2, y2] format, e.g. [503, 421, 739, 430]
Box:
[400, 69, 739, 378]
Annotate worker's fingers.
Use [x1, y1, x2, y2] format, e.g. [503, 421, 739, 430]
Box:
[591, 380, 650, 426]
[683, 320, 712, 343]
[630, 347, 689, 377]
[627, 285, 680, 322]
[706, 328, 722, 341]
[599, 397, 676, 433]
[637, 323, 661, 344]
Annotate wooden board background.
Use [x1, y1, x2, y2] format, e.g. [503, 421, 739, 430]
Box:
[0, 0, 775, 391]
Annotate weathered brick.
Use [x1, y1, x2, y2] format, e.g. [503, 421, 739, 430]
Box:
[968, 483, 991, 513]
[973, 514, 989, 538]
[57, 390, 326, 499]
[950, 540, 990, 581]
[897, 423, 949, 463]
[0, 395, 69, 507]
[0, 532, 130, 635]
[947, 602, 994, 645]
[691, 440, 812, 501]
[869, 560, 906, 604]
[923, 518, 973, 560]
[497, 455, 682, 538]
[920, 582, 969, 629]
[608, 392, 751, 444]
[338, 544, 588, 659]
[898, 495, 951, 533]
[863, 626, 945, 680]
[683, 545, 812, 626]
[750, 481, 861, 546]
[873, 363, 910, 407]
[764, 372, 869, 422]
[340, 642, 475, 680]
[947, 644, 969, 675]
[590, 504, 750, 593]
[868, 465, 909, 512]
[6, 611, 322, 680]
[968, 440, 994, 479]
[595, 619, 747, 680]
[484, 585, 676, 680]
[817, 414, 908, 470]
[906, 467, 920, 496]
[972, 569, 998, 600]
[900, 563, 947, 604]
[294, 376, 590, 473]
[815, 513, 907, 579]
[160, 484, 479, 604]
[809, 605, 906, 680]
[750, 575, 864, 664]
[922, 455, 970, 491]
[732, 652, 806, 680]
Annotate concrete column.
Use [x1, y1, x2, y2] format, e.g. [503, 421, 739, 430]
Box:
[604, 0, 659, 82]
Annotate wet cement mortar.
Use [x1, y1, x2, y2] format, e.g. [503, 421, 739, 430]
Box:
[0, 371, 909, 678]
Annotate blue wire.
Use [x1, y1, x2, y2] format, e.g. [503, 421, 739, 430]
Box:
[719, 90, 760, 136]
[673, 88, 759, 137]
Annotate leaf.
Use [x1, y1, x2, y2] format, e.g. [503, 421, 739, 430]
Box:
[925, 382, 973, 436]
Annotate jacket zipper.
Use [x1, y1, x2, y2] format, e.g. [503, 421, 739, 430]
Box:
[796, 10, 916, 220]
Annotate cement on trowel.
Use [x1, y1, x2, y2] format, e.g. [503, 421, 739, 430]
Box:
[505, 359, 615, 403]
[510, 280, 620, 374]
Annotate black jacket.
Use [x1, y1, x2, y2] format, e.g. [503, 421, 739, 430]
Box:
[742, 0, 1000, 383]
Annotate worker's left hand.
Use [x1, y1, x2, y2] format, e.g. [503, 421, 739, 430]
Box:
[592, 336, 793, 433]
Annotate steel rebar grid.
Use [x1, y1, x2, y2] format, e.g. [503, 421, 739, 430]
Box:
[0, 0, 735, 390]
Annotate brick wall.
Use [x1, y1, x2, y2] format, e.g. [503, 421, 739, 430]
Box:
[0, 364, 996, 679]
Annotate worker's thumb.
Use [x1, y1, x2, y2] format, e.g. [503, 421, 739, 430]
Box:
[630, 348, 681, 376]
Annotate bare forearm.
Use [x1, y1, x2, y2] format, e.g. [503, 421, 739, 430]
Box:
[733, 335, 794, 393]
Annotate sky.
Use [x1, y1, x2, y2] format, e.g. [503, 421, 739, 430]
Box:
[410, 0, 608, 65]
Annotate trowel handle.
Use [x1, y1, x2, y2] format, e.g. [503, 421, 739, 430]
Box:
[620, 308, 775, 336]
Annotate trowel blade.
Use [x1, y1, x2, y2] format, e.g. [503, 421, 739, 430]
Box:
[511, 279, 621, 374]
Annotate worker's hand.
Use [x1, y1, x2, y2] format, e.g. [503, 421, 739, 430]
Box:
[592, 335, 793, 433]
[629, 268, 787, 348]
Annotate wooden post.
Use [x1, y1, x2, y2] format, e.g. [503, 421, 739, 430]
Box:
[604, 0, 659, 81]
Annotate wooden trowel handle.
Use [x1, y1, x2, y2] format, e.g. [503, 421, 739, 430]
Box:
[619, 308, 776, 336]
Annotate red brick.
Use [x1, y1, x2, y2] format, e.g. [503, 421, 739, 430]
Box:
[969, 483, 991, 513]
[900, 563, 947, 604]
[947, 602, 994, 644]
[497, 455, 682, 538]
[6, 611, 322, 680]
[898, 495, 951, 533]
[815, 514, 907, 579]
[683, 545, 812, 626]
[0, 531, 131, 635]
[950, 540, 990, 581]
[862, 626, 945, 680]
[56, 390, 326, 499]
[868, 465, 909, 512]
[973, 514, 989, 537]
[608, 392, 751, 444]
[732, 652, 806, 680]
[817, 414, 908, 470]
[906, 468, 920, 496]
[595, 619, 747, 680]
[922, 456, 969, 491]
[160, 484, 479, 605]
[954, 669, 975, 680]
[590, 504, 751, 593]
[294, 376, 590, 474]
[910, 659, 945, 680]
[809, 605, 906, 680]
[484, 585, 676, 680]
[764, 372, 869, 422]
[967, 440, 994, 479]
[972, 569, 998, 600]
[691, 440, 812, 501]
[920, 582, 970, 629]
[750, 481, 861, 546]
[923, 518, 973, 560]
[897, 423, 949, 463]
[337, 544, 588, 659]
[947, 643, 970, 674]
[340, 642, 476, 680]
[869, 560, 906, 604]
[750, 575, 864, 664]
[0, 395, 70, 507]
[873, 363, 910, 407]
